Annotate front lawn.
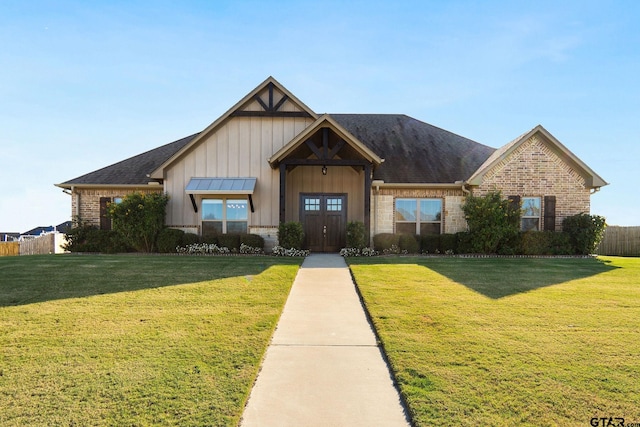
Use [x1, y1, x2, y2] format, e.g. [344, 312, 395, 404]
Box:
[0, 255, 301, 426]
[348, 256, 640, 427]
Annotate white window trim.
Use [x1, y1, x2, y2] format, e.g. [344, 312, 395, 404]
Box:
[395, 198, 443, 235]
[201, 197, 249, 234]
[521, 196, 541, 231]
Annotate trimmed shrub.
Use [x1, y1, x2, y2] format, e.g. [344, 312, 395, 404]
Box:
[156, 228, 185, 253]
[420, 235, 440, 253]
[218, 233, 241, 251]
[440, 234, 458, 253]
[201, 234, 219, 245]
[456, 232, 473, 254]
[278, 222, 304, 249]
[563, 213, 607, 255]
[373, 233, 400, 252]
[64, 223, 130, 253]
[521, 231, 573, 255]
[182, 233, 200, 246]
[399, 234, 420, 254]
[240, 234, 265, 250]
[346, 221, 367, 249]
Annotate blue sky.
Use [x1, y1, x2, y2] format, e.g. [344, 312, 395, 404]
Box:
[1, 0, 638, 232]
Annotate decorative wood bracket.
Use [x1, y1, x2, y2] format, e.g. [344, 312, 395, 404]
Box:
[189, 194, 198, 213]
[230, 82, 313, 118]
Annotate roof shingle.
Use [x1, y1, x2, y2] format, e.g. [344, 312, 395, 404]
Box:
[330, 114, 495, 183]
[58, 133, 199, 186]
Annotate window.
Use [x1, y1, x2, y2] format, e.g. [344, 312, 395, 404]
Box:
[202, 198, 248, 235]
[521, 197, 541, 231]
[395, 198, 442, 235]
[304, 198, 320, 211]
[326, 198, 343, 211]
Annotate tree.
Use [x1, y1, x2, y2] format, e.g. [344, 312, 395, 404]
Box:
[108, 192, 169, 252]
[462, 191, 520, 254]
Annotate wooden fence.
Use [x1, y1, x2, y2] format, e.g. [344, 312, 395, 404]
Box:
[0, 241, 20, 256]
[0, 233, 68, 257]
[597, 226, 640, 257]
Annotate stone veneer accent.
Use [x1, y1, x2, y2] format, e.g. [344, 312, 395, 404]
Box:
[474, 135, 591, 230]
[72, 188, 163, 227]
[248, 226, 279, 252]
[370, 188, 468, 237]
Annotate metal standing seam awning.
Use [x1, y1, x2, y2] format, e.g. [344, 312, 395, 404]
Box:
[185, 178, 257, 213]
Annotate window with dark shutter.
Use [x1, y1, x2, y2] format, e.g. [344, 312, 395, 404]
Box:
[543, 195, 556, 231]
[99, 197, 112, 230]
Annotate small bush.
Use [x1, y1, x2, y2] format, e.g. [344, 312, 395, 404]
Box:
[64, 222, 130, 253]
[563, 213, 607, 255]
[456, 232, 473, 254]
[462, 191, 520, 254]
[421, 235, 440, 253]
[521, 231, 573, 255]
[373, 233, 400, 252]
[201, 234, 219, 245]
[399, 234, 420, 254]
[346, 221, 367, 249]
[183, 233, 200, 246]
[440, 234, 458, 253]
[108, 192, 169, 252]
[156, 228, 185, 253]
[240, 234, 265, 250]
[278, 222, 304, 250]
[218, 234, 241, 251]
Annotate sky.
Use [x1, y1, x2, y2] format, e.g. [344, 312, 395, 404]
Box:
[1, 0, 639, 232]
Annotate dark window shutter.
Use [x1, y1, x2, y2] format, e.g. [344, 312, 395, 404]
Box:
[544, 195, 556, 231]
[100, 197, 112, 230]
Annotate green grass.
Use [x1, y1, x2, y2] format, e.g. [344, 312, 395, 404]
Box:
[348, 256, 640, 427]
[0, 254, 301, 426]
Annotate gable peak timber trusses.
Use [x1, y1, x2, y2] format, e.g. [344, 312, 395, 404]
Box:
[268, 114, 384, 169]
[149, 76, 317, 179]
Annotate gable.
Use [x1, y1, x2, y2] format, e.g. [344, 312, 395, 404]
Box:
[149, 76, 317, 179]
[467, 125, 608, 188]
[268, 114, 383, 168]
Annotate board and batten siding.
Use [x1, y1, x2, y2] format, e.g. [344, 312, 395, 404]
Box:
[286, 164, 365, 223]
[164, 115, 313, 229]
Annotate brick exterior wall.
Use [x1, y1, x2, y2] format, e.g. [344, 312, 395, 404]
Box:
[473, 135, 591, 230]
[370, 188, 468, 237]
[72, 188, 163, 227]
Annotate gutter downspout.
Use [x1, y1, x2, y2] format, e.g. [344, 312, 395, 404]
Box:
[458, 181, 470, 197]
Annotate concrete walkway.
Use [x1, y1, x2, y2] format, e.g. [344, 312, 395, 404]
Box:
[240, 254, 411, 427]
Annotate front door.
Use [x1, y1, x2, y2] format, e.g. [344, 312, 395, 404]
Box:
[300, 194, 347, 252]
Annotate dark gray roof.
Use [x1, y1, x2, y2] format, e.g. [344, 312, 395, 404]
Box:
[330, 114, 496, 183]
[59, 133, 199, 186]
[60, 115, 495, 186]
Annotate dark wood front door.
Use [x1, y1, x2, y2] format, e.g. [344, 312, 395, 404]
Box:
[300, 194, 347, 252]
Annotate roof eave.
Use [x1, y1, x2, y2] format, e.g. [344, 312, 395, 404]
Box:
[55, 183, 162, 190]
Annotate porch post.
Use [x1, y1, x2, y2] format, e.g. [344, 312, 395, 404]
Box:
[279, 163, 286, 224]
[364, 163, 372, 245]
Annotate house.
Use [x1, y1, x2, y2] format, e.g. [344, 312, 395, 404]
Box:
[56, 77, 607, 252]
[21, 221, 73, 239]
